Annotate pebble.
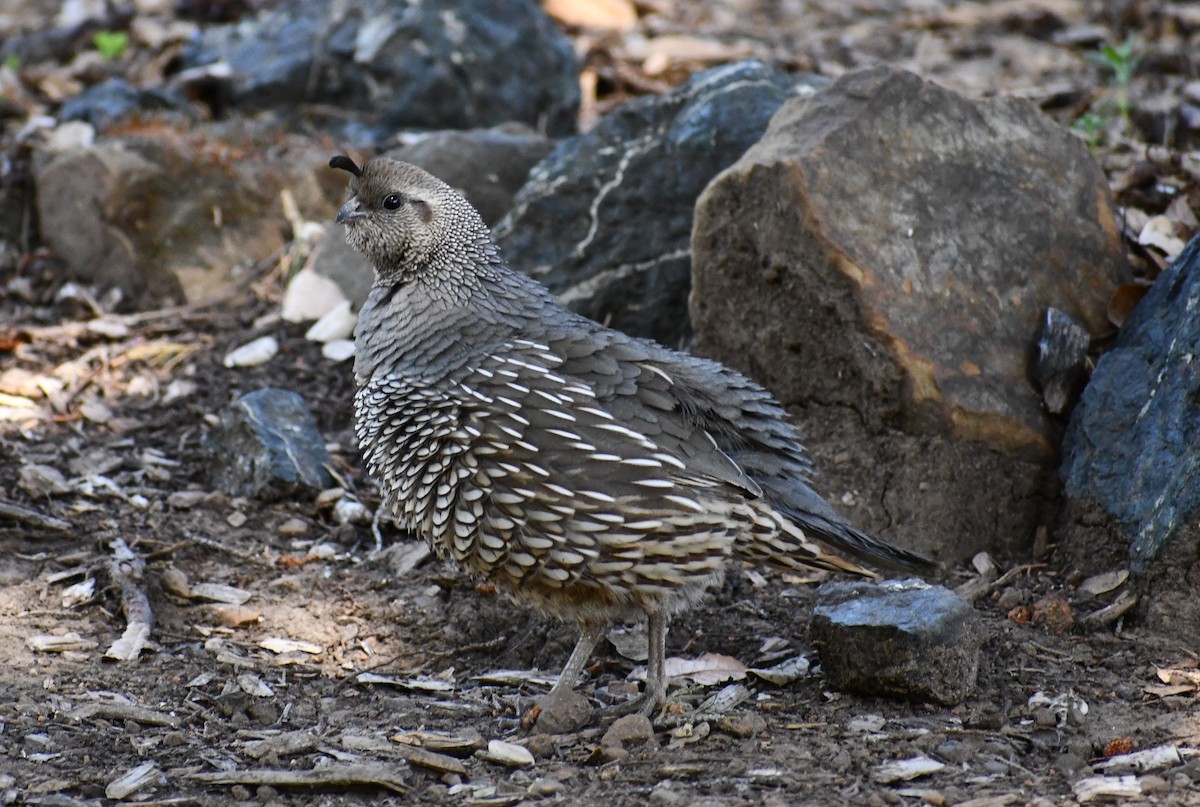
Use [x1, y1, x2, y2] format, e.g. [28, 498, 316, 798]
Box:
[476, 739, 534, 767]
[602, 714, 654, 749]
[717, 713, 767, 738]
[277, 517, 308, 537]
[810, 579, 982, 705]
[533, 690, 592, 735]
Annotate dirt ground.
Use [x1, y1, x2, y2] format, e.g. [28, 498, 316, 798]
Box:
[4, 0, 1200, 805]
[0, 290, 1197, 806]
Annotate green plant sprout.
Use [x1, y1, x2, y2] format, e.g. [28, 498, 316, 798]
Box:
[92, 30, 129, 60]
[1085, 38, 1140, 123]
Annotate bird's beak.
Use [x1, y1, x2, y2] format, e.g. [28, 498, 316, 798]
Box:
[336, 198, 367, 224]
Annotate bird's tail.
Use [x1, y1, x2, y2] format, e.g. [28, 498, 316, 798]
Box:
[780, 508, 938, 575]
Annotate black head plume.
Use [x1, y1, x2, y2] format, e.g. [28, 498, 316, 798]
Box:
[329, 155, 363, 177]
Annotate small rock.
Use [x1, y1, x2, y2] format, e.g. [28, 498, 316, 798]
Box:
[527, 777, 566, 797]
[717, 713, 767, 738]
[282, 268, 348, 323]
[534, 689, 593, 735]
[523, 734, 556, 759]
[873, 756, 945, 784]
[476, 739, 534, 767]
[304, 300, 357, 342]
[223, 336, 279, 368]
[810, 579, 982, 705]
[177, 0, 579, 137]
[205, 388, 334, 499]
[277, 517, 308, 537]
[18, 463, 70, 497]
[602, 714, 655, 750]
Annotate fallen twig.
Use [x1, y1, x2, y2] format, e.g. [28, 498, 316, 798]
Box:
[188, 764, 407, 794]
[105, 538, 153, 661]
[0, 499, 71, 533]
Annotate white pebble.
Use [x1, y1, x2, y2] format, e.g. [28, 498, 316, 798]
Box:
[223, 336, 278, 368]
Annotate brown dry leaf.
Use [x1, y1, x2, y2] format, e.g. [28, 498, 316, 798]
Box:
[210, 605, 262, 627]
[1143, 683, 1195, 698]
[1155, 665, 1200, 688]
[661, 653, 749, 685]
[1107, 283, 1151, 328]
[543, 0, 637, 31]
[623, 34, 758, 76]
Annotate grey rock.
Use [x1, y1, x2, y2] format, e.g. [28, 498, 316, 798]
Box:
[1062, 234, 1200, 572]
[206, 388, 333, 499]
[602, 714, 655, 749]
[34, 135, 345, 307]
[1060, 233, 1200, 637]
[690, 66, 1129, 563]
[177, 0, 579, 139]
[316, 126, 554, 308]
[59, 78, 194, 130]
[810, 579, 981, 705]
[496, 60, 816, 347]
[692, 66, 1128, 453]
[1033, 308, 1091, 416]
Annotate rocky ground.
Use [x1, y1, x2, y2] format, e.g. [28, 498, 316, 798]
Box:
[2, 1, 1200, 805]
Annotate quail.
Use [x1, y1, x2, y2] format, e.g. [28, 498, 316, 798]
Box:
[330, 154, 935, 718]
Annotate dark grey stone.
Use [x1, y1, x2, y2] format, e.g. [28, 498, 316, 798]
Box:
[1062, 233, 1200, 574]
[59, 78, 194, 130]
[176, 0, 579, 138]
[495, 60, 815, 347]
[206, 388, 333, 499]
[810, 579, 981, 705]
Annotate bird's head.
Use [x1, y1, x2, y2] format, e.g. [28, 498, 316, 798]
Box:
[329, 155, 492, 284]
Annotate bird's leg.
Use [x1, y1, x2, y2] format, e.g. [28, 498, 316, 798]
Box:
[593, 610, 670, 719]
[641, 610, 668, 714]
[532, 622, 606, 733]
[547, 621, 606, 698]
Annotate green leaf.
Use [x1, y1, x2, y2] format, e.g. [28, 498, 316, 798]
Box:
[92, 30, 128, 61]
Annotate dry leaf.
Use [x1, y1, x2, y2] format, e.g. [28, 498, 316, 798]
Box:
[1107, 283, 1151, 328]
[543, 0, 637, 31]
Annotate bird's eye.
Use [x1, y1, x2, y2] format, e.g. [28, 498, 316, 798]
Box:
[383, 194, 403, 210]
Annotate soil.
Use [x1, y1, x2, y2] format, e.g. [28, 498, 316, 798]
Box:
[0, 285, 1195, 806]
[4, 0, 1200, 805]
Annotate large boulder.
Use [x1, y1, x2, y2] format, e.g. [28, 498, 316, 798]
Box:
[34, 129, 345, 307]
[690, 67, 1130, 563]
[176, 0, 580, 139]
[1059, 233, 1200, 638]
[495, 60, 818, 347]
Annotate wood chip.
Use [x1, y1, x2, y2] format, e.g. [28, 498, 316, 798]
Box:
[104, 538, 153, 661]
[27, 633, 99, 652]
[189, 764, 406, 794]
[1095, 744, 1183, 774]
[73, 701, 180, 728]
[106, 761, 162, 800]
[1078, 569, 1129, 596]
[391, 729, 484, 756]
[1073, 774, 1141, 802]
[389, 741, 468, 775]
[236, 673, 274, 697]
[357, 672, 455, 691]
[260, 637, 322, 655]
[0, 499, 71, 532]
[874, 756, 946, 783]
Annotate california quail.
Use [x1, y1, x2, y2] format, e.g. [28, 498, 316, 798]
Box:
[330, 154, 934, 717]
